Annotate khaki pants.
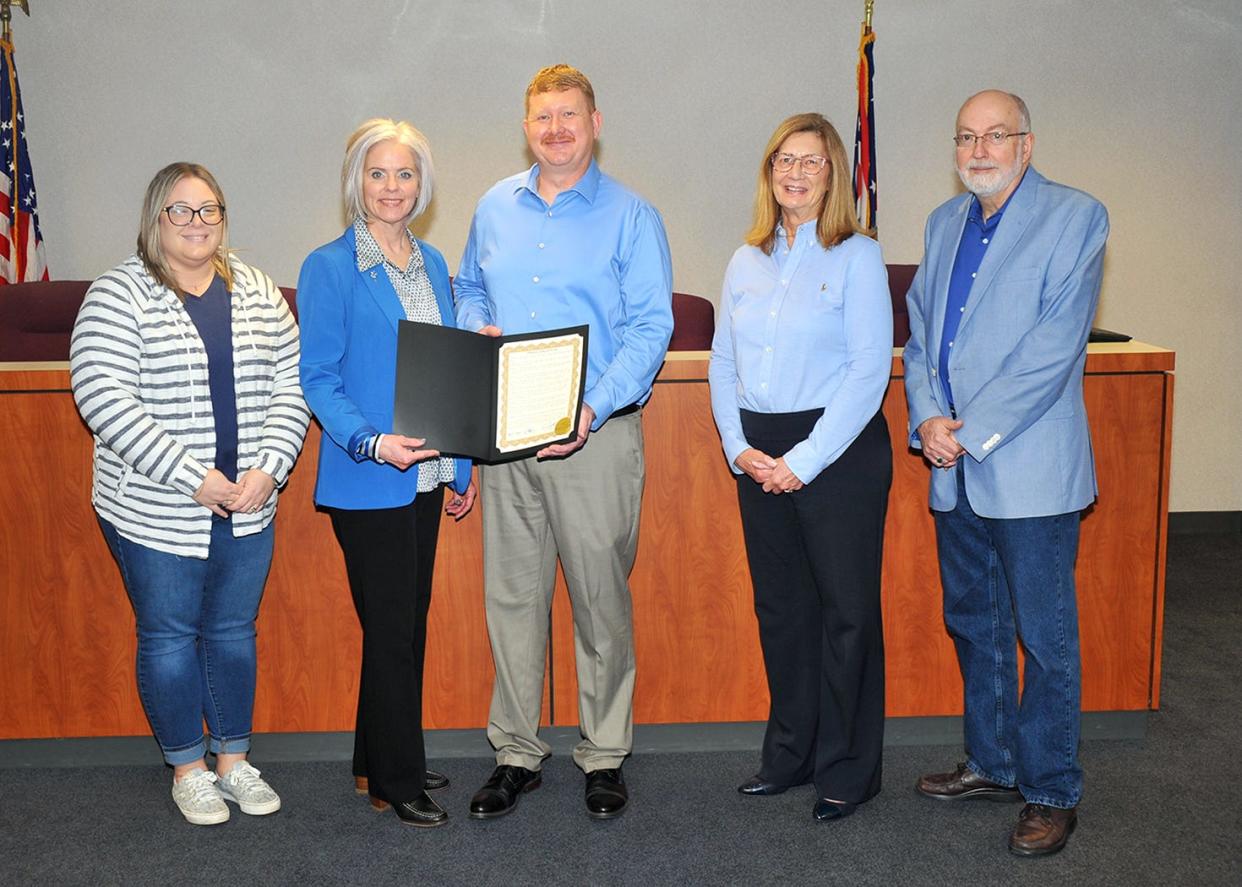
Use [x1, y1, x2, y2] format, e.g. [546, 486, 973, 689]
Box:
[480, 411, 644, 772]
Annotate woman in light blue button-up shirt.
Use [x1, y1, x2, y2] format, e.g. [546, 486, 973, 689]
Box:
[709, 113, 893, 822]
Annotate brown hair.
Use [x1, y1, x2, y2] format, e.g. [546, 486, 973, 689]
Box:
[525, 64, 596, 115]
[744, 113, 866, 255]
[135, 162, 232, 298]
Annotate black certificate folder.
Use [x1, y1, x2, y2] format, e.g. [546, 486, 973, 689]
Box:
[393, 321, 589, 463]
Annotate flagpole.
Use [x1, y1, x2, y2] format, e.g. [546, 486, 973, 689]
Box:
[0, 1, 30, 44]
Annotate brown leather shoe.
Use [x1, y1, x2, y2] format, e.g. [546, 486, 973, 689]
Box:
[1009, 803, 1077, 856]
[915, 762, 1021, 801]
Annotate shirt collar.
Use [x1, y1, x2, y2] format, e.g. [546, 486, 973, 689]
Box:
[518, 159, 601, 205]
[353, 218, 420, 273]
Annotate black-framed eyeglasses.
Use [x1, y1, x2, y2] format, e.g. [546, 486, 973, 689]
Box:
[952, 131, 1029, 149]
[770, 153, 829, 175]
[163, 203, 225, 226]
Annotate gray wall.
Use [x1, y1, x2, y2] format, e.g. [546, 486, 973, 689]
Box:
[15, 1, 1241, 511]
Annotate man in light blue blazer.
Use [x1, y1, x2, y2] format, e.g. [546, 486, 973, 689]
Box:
[903, 90, 1109, 858]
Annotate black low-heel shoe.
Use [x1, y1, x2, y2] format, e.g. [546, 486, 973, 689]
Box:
[371, 792, 448, 828]
[737, 776, 790, 796]
[812, 799, 857, 821]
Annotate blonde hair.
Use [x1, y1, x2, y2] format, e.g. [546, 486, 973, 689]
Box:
[341, 118, 435, 225]
[744, 113, 866, 255]
[525, 64, 596, 115]
[136, 162, 232, 298]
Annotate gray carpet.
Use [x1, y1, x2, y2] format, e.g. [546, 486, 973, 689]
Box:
[1, 533, 1238, 886]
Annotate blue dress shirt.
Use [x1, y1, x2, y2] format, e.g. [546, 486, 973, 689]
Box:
[454, 161, 673, 429]
[938, 185, 1019, 407]
[709, 224, 892, 484]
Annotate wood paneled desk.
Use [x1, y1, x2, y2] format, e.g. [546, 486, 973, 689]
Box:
[0, 343, 1173, 739]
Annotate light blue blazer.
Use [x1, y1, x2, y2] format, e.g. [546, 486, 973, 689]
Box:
[297, 226, 471, 509]
[902, 167, 1109, 519]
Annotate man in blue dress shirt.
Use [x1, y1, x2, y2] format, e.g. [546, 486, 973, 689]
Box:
[455, 64, 673, 821]
[902, 90, 1109, 857]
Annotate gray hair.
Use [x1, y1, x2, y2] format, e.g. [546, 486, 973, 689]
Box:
[340, 118, 435, 224]
[1008, 92, 1031, 132]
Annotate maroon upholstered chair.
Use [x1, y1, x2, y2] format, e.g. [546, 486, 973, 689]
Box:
[669, 291, 715, 351]
[0, 280, 90, 362]
[886, 264, 917, 347]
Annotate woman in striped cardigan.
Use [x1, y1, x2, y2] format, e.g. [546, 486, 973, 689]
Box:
[70, 162, 310, 826]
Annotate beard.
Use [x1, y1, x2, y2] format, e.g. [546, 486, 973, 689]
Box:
[957, 153, 1024, 198]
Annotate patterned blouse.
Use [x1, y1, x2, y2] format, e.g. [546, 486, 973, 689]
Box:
[353, 219, 455, 493]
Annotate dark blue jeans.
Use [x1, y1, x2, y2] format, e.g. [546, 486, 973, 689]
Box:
[99, 517, 274, 766]
[933, 467, 1083, 809]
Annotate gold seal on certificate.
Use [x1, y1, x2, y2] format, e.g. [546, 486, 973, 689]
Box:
[392, 321, 589, 462]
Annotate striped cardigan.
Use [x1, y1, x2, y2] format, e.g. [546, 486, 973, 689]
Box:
[70, 255, 310, 558]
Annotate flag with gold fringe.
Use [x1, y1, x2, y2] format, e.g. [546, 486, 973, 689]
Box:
[852, 11, 877, 232]
[1, 35, 48, 284]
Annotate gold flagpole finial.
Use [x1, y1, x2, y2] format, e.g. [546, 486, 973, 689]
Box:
[863, 0, 874, 33]
[1, 1, 31, 43]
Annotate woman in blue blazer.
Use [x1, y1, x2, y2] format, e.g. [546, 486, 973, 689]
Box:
[298, 119, 474, 828]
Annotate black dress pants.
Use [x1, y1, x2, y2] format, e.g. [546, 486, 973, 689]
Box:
[328, 488, 444, 803]
[737, 408, 891, 803]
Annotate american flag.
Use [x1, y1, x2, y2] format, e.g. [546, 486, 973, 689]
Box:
[1, 37, 48, 284]
[851, 20, 877, 232]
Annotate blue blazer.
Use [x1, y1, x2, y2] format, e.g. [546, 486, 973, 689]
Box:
[902, 168, 1109, 519]
[297, 226, 471, 509]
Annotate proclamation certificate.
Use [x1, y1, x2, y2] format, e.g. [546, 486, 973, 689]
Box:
[393, 321, 589, 462]
[496, 333, 584, 453]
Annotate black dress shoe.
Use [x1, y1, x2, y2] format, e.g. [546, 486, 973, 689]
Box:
[356, 770, 449, 797]
[812, 799, 857, 821]
[585, 768, 628, 819]
[916, 762, 1021, 802]
[737, 776, 790, 796]
[469, 765, 542, 819]
[379, 792, 447, 828]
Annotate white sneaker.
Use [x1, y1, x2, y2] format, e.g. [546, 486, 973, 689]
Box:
[171, 768, 230, 825]
[217, 761, 282, 815]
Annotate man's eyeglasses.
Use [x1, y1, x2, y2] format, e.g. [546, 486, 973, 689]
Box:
[952, 131, 1029, 149]
[770, 153, 828, 175]
[163, 204, 225, 226]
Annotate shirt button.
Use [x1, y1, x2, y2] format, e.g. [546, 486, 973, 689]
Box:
[960, 306, 965, 313]
[949, 341, 954, 347]
[971, 272, 977, 279]
[982, 238, 989, 244]
[780, 280, 787, 286]
[770, 311, 777, 317]
[538, 242, 545, 249]
[765, 346, 772, 352]
[532, 276, 540, 283]
[761, 382, 768, 388]
[547, 211, 552, 217]
[531, 311, 536, 318]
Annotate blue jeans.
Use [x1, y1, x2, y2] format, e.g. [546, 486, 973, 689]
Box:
[933, 467, 1083, 808]
[99, 517, 274, 766]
